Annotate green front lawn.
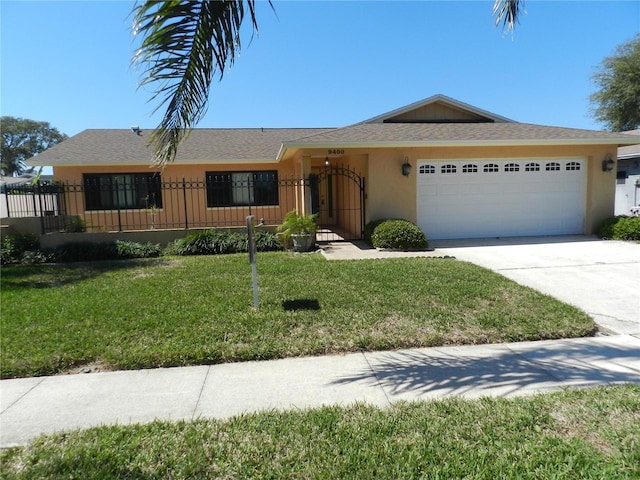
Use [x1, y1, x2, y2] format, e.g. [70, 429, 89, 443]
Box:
[2, 385, 638, 479]
[0, 252, 595, 379]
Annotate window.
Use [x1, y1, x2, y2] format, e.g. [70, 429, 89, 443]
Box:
[504, 163, 520, 172]
[525, 162, 540, 172]
[419, 164, 435, 174]
[546, 162, 560, 171]
[206, 171, 279, 207]
[441, 164, 457, 174]
[483, 163, 499, 173]
[462, 164, 478, 173]
[566, 161, 581, 171]
[83, 173, 162, 211]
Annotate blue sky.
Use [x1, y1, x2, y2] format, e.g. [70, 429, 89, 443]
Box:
[2, 0, 639, 141]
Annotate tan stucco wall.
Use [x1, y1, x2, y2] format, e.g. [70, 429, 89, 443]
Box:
[50, 144, 618, 237]
[364, 144, 617, 235]
[52, 161, 299, 232]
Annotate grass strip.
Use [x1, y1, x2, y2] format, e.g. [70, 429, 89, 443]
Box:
[1, 253, 594, 378]
[1, 385, 638, 479]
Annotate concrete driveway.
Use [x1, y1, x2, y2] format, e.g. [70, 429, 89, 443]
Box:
[433, 236, 640, 336]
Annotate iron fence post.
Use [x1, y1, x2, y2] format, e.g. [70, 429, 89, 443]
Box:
[36, 181, 45, 234]
[4, 187, 10, 218]
[182, 177, 189, 229]
[115, 179, 122, 231]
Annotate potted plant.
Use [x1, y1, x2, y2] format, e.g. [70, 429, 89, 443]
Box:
[277, 210, 318, 252]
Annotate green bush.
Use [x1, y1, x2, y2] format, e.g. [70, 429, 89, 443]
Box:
[1, 233, 43, 264]
[611, 216, 640, 240]
[115, 240, 162, 259]
[61, 216, 87, 233]
[363, 219, 387, 246]
[597, 216, 640, 240]
[254, 231, 284, 252]
[52, 242, 119, 263]
[370, 219, 428, 250]
[164, 229, 283, 256]
[597, 216, 624, 239]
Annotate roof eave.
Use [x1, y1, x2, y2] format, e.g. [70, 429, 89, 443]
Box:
[282, 138, 636, 150]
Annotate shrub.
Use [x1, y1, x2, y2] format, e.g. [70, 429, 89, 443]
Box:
[61, 216, 87, 233]
[52, 242, 119, 263]
[1, 233, 42, 264]
[370, 219, 428, 250]
[597, 216, 624, 239]
[364, 219, 387, 246]
[597, 216, 640, 240]
[254, 231, 283, 252]
[611, 216, 640, 240]
[115, 240, 162, 259]
[164, 229, 283, 256]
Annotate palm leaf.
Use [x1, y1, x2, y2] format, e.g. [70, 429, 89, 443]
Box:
[132, 0, 264, 166]
[493, 0, 525, 32]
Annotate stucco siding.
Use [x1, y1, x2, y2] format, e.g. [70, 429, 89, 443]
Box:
[365, 145, 617, 236]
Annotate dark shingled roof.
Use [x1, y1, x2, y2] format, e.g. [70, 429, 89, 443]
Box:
[25, 121, 638, 168]
[26, 128, 334, 166]
[281, 122, 639, 148]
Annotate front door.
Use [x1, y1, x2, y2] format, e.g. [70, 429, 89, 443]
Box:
[311, 168, 336, 226]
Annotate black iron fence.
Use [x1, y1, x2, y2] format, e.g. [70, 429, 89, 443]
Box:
[2, 172, 365, 241]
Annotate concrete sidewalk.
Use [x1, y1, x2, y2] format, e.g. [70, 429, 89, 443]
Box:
[2, 334, 639, 448]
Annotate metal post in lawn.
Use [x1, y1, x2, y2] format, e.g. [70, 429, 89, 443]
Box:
[247, 215, 259, 308]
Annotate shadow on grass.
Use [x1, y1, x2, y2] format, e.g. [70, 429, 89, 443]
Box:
[0, 258, 178, 290]
[282, 299, 321, 311]
[330, 338, 640, 399]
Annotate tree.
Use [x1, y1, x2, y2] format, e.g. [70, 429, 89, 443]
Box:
[132, 0, 525, 166]
[590, 34, 640, 132]
[0, 117, 67, 176]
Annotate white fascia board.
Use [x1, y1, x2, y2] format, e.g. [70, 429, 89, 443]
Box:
[281, 138, 637, 151]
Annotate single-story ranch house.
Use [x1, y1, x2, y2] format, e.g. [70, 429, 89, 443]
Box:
[26, 94, 638, 241]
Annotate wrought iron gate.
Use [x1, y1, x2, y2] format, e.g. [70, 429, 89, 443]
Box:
[309, 165, 365, 242]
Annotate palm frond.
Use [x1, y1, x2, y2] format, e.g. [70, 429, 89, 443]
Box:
[493, 0, 525, 32]
[132, 0, 262, 166]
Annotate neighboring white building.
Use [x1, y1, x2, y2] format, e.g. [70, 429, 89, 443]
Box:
[1, 174, 56, 219]
[616, 130, 640, 216]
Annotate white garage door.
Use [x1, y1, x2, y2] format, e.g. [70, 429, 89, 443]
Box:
[417, 158, 586, 240]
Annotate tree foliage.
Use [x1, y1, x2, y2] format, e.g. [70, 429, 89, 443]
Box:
[133, 0, 525, 166]
[132, 0, 264, 167]
[0, 117, 67, 176]
[590, 34, 640, 132]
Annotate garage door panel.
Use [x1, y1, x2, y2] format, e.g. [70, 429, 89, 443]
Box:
[417, 159, 586, 240]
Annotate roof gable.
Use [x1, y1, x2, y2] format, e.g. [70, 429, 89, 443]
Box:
[360, 94, 513, 124]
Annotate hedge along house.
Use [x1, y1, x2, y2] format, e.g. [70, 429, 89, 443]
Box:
[26, 94, 638, 241]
